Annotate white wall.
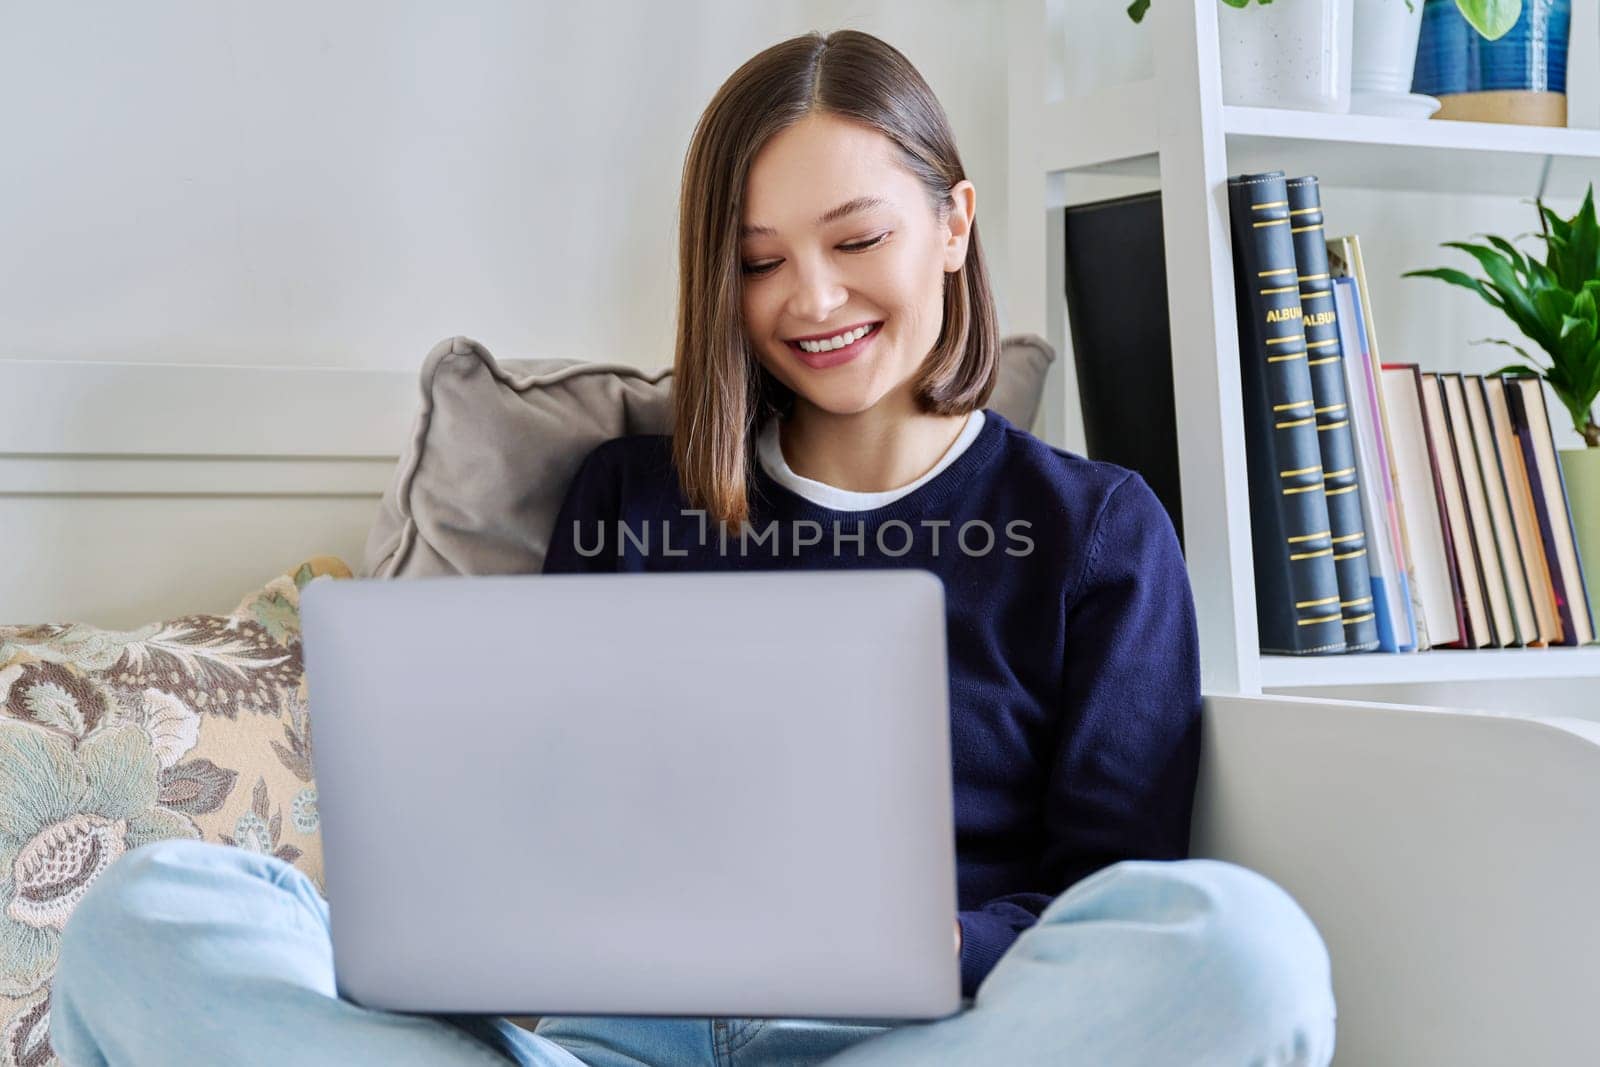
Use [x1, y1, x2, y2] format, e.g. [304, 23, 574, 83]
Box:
[4, 0, 1596, 452]
[0, 0, 1010, 373]
[0, 2, 1013, 625]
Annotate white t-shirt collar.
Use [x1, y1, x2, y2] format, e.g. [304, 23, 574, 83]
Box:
[755, 410, 986, 512]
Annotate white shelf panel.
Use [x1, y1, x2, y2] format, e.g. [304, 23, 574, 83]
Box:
[1261, 647, 1600, 689]
[1039, 79, 1159, 176]
[1044, 92, 1600, 198]
[1224, 107, 1600, 198]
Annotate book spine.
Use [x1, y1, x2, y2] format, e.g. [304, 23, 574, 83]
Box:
[1332, 235, 1427, 650]
[1228, 172, 1345, 655]
[1347, 237, 1431, 649]
[1483, 375, 1559, 645]
[1514, 376, 1597, 644]
[1331, 276, 1401, 652]
[1423, 371, 1491, 647]
[1441, 373, 1510, 647]
[1399, 366, 1468, 647]
[1505, 378, 1577, 645]
[1347, 281, 1417, 650]
[1464, 374, 1538, 646]
[1286, 177, 1377, 652]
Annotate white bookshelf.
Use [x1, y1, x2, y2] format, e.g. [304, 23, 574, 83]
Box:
[1005, 0, 1600, 700]
[1039, 85, 1600, 199]
[1261, 646, 1600, 688]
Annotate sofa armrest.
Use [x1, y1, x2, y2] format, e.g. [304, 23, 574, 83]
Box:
[1192, 693, 1600, 1067]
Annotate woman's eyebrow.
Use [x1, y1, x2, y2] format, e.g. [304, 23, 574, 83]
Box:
[739, 195, 889, 239]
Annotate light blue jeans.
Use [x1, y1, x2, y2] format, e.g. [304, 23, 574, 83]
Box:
[51, 840, 1335, 1066]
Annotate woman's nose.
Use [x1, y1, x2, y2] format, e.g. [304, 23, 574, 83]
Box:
[784, 258, 848, 324]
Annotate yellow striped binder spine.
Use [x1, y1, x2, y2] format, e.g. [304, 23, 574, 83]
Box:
[1229, 171, 1346, 654]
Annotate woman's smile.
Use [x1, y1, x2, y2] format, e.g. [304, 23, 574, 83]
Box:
[786, 321, 884, 370]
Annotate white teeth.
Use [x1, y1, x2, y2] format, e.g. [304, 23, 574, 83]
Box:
[797, 324, 872, 353]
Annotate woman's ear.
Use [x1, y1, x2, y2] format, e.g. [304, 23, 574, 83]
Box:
[942, 180, 976, 273]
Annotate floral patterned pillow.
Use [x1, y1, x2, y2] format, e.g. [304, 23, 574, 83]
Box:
[0, 556, 350, 1067]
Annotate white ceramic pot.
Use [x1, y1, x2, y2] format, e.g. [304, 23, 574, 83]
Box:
[1218, 0, 1356, 112]
[1351, 0, 1427, 94]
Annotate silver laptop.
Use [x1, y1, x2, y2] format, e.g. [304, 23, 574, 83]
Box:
[299, 568, 960, 1019]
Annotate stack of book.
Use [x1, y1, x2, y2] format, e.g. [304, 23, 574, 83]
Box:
[1227, 170, 1597, 655]
[1060, 177, 1598, 658]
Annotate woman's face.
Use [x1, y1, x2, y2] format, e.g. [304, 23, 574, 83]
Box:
[738, 113, 974, 419]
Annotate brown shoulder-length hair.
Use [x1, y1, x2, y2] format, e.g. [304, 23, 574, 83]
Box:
[671, 29, 1000, 533]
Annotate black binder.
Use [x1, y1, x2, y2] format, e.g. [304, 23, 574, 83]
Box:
[1285, 176, 1379, 652]
[1227, 171, 1346, 655]
[1061, 191, 1184, 548]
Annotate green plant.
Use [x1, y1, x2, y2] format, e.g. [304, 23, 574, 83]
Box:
[1403, 184, 1600, 447]
[1126, 0, 1522, 41]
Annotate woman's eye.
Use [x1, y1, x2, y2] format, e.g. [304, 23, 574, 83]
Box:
[841, 233, 889, 252]
[741, 232, 889, 277]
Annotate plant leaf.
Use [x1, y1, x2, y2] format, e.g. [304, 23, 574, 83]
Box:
[1445, 241, 1547, 337]
[1529, 287, 1577, 348]
[1126, 0, 1150, 22]
[1455, 0, 1522, 41]
[1481, 234, 1529, 277]
[1403, 266, 1505, 311]
[1527, 255, 1558, 291]
[1563, 187, 1600, 290]
[1403, 266, 1480, 290]
[1417, 187, 1600, 430]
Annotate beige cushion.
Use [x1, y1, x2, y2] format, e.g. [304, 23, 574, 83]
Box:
[363, 334, 1055, 580]
[0, 556, 349, 1064]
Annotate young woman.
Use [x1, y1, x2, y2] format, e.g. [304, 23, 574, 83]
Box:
[53, 30, 1336, 1067]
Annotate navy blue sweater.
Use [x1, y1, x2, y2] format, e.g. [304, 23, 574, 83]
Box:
[542, 409, 1202, 996]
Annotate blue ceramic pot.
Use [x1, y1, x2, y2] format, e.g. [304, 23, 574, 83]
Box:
[1413, 0, 1571, 96]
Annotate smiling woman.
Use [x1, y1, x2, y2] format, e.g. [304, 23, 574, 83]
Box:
[672, 32, 998, 525]
[531, 27, 1336, 1067]
[735, 114, 981, 492]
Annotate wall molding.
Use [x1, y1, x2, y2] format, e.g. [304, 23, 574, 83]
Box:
[0, 456, 397, 496]
[0, 358, 418, 458]
[3, 358, 420, 625]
